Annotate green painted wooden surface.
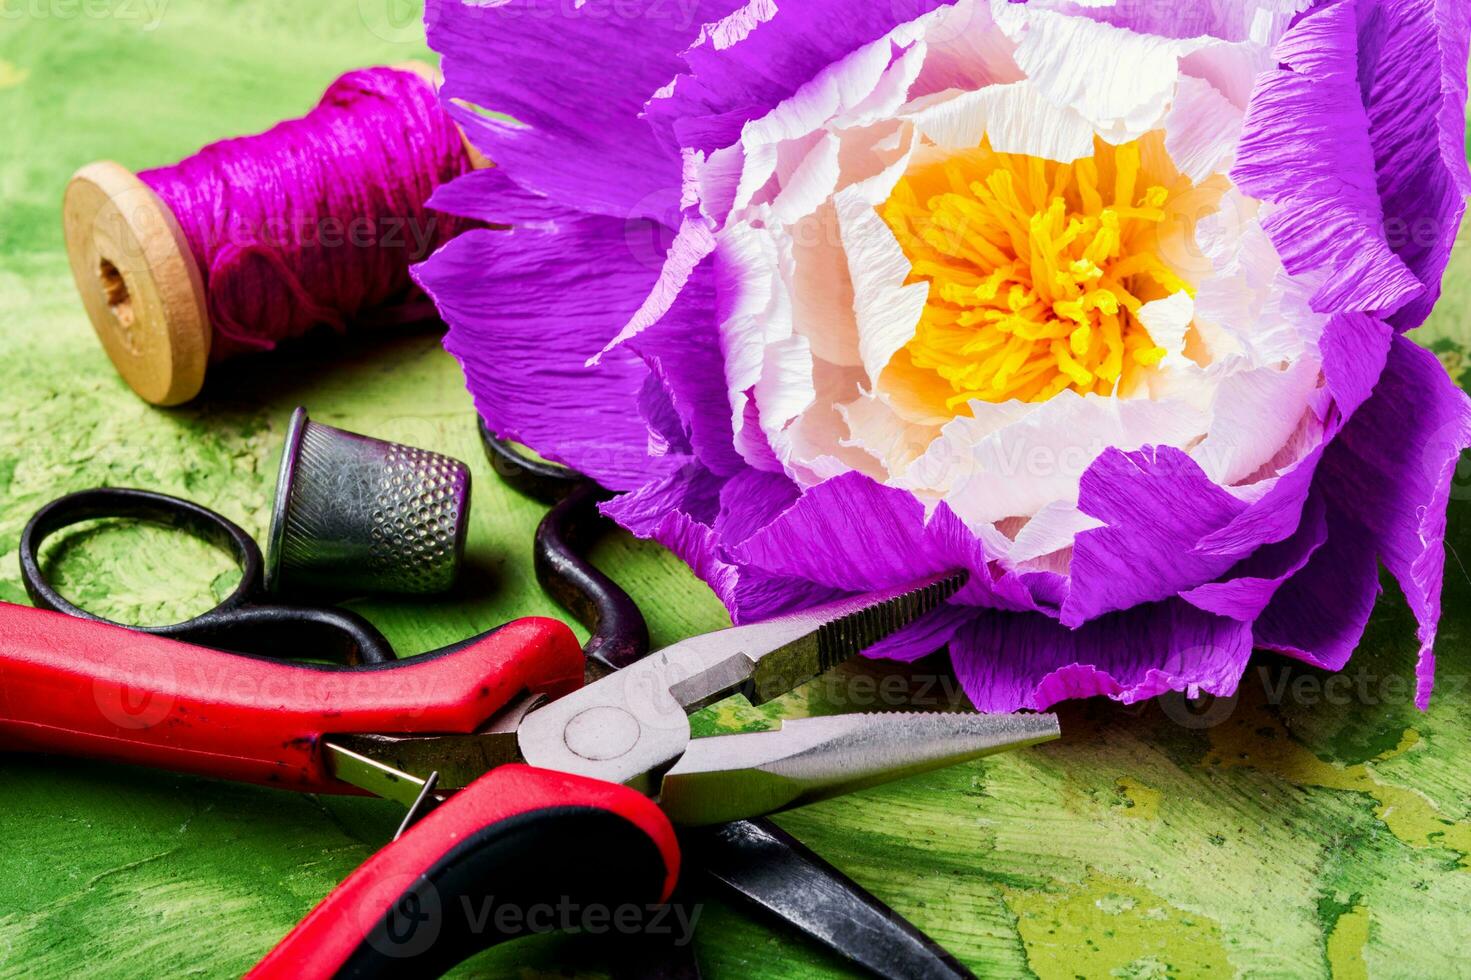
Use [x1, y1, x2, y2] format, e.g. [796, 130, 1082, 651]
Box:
[1, 4, 1470, 976]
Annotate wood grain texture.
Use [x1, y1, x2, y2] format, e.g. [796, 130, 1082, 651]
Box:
[0, 3, 1468, 977]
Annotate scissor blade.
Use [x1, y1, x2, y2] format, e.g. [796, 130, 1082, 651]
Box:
[687, 819, 978, 980]
[323, 742, 436, 809]
[668, 571, 967, 711]
[658, 711, 1060, 826]
[324, 691, 541, 796]
[327, 731, 522, 794]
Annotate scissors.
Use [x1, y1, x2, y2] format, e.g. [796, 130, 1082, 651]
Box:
[18, 485, 397, 665]
[0, 566, 1057, 978]
[0, 444, 1059, 977]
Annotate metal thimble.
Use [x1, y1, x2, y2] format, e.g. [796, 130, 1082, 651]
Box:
[265, 407, 471, 595]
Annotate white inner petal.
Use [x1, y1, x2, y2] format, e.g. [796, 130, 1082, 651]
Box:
[834, 186, 929, 389]
[1164, 75, 1245, 184]
[899, 391, 1214, 527]
[903, 80, 1098, 160]
[989, 0, 1206, 140]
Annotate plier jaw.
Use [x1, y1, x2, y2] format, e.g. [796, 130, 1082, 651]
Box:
[658, 710, 1061, 827]
[324, 572, 1060, 830]
[515, 573, 972, 794]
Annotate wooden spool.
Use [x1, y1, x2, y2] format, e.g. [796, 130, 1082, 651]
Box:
[61, 61, 486, 407]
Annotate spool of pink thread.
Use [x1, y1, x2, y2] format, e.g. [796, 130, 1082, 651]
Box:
[61, 62, 486, 406]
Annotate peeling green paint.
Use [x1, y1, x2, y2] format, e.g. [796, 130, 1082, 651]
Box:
[1325, 904, 1370, 980]
[1003, 871, 1233, 978]
[1205, 701, 1471, 869]
[1, 4, 1470, 978]
[1113, 778, 1160, 820]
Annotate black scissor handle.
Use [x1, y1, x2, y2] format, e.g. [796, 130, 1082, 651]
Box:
[479, 417, 587, 505]
[19, 487, 396, 665]
[479, 427, 649, 676]
[536, 482, 650, 676]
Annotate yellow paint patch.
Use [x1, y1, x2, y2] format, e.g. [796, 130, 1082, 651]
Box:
[1206, 710, 1471, 868]
[1114, 777, 1161, 820]
[1435, 346, 1468, 386]
[1326, 904, 1370, 980]
[1004, 870, 1233, 978]
[880, 132, 1223, 411]
[0, 61, 29, 89]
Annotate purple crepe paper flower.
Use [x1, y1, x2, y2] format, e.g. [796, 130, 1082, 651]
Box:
[414, 0, 1471, 712]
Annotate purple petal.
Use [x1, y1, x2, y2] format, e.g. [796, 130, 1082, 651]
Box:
[640, 370, 694, 460]
[1231, 0, 1424, 317]
[601, 464, 742, 604]
[602, 461, 724, 532]
[1252, 498, 1381, 673]
[413, 216, 675, 490]
[1180, 491, 1328, 621]
[951, 601, 1254, 712]
[647, 0, 956, 153]
[1316, 310, 1399, 419]
[623, 259, 751, 476]
[714, 467, 800, 545]
[426, 0, 742, 224]
[1318, 335, 1471, 707]
[1060, 0, 1295, 42]
[728, 570, 847, 624]
[424, 167, 561, 225]
[1194, 311, 1393, 558]
[863, 602, 979, 662]
[1063, 447, 1246, 626]
[730, 471, 984, 590]
[597, 216, 718, 358]
[600, 462, 837, 623]
[728, 471, 1045, 618]
[1359, 0, 1471, 331]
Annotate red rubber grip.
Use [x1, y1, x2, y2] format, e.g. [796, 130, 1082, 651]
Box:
[0, 602, 582, 791]
[249, 765, 680, 979]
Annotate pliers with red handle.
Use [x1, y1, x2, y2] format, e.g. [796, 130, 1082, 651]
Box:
[0, 573, 1058, 977]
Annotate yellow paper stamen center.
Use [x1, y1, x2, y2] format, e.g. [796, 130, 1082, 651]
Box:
[881, 135, 1195, 410]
